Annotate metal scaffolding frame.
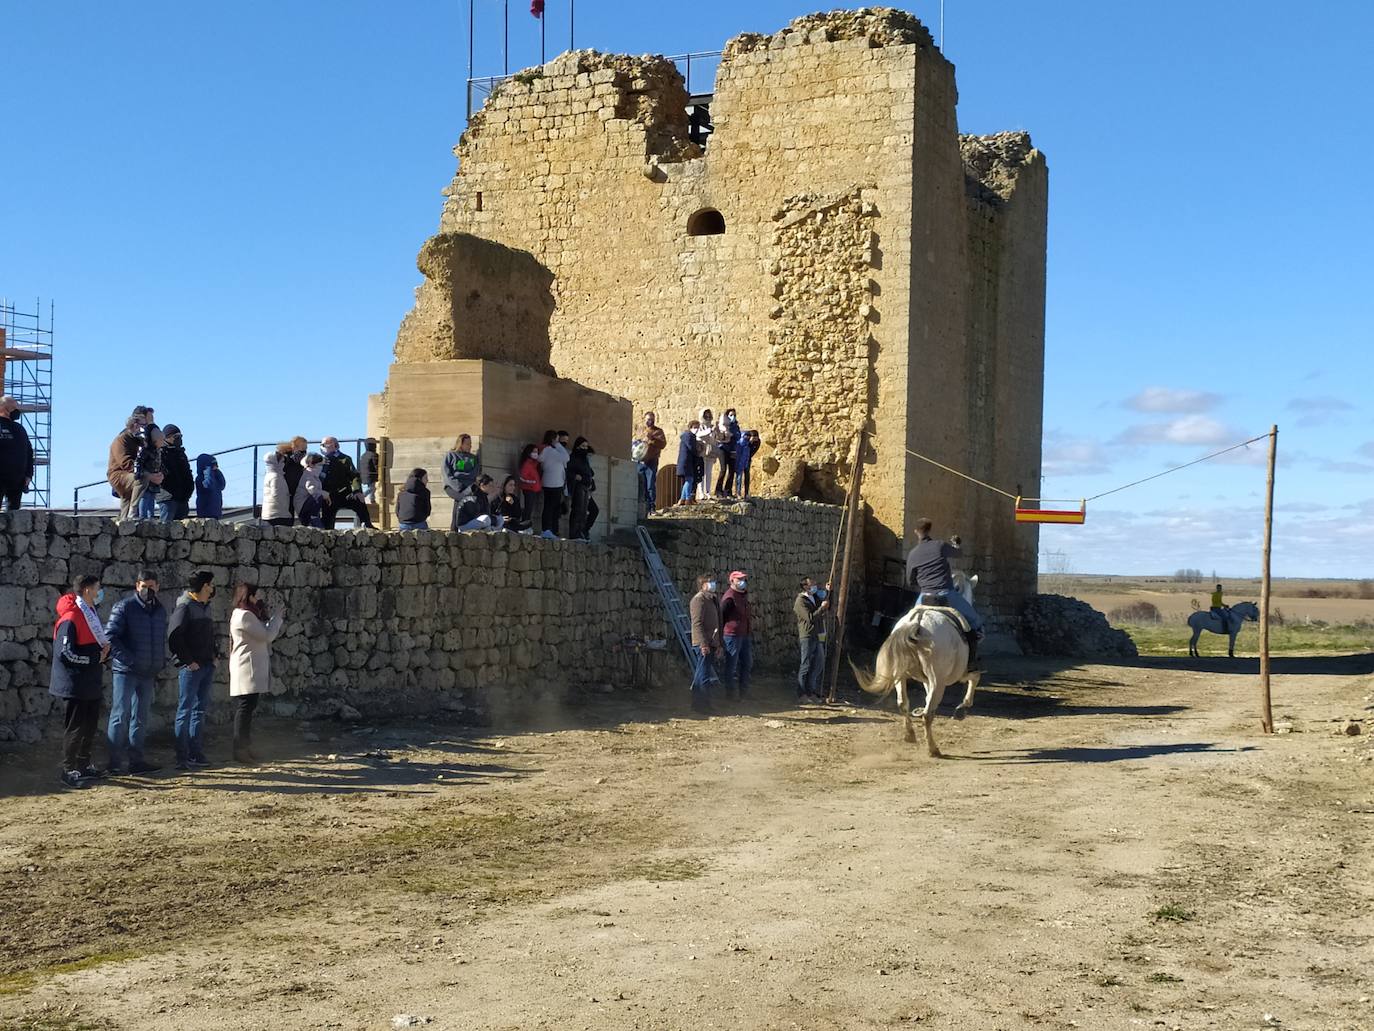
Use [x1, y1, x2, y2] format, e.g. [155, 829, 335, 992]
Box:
[0, 298, 54, 507]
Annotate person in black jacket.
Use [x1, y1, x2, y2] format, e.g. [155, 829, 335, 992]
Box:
[452, 474, 499, 531]
[167, 570, 219, 769]
[396, 468, 432, 530]
[49, 574, 110, 787]
[157, 424, 195, 521]
[319, 436, 373, 529]
[106, 570, 168, 775]
[0, 395, 34, 512]
[567, 436, 599, 541]
[496, 475, 530, 533]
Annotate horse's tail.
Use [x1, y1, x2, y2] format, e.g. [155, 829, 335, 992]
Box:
[850, 658, 893, 699]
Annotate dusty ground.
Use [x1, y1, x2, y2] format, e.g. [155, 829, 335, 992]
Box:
[2, 655, 1373, 1031]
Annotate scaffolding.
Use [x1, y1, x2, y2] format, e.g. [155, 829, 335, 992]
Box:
[0, 298, 54, 507]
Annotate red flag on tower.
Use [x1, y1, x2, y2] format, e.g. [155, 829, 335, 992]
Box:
[530, 0, 544, 17]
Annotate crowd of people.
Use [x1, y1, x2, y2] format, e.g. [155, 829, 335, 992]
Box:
[393, 428, 601, 540]
[49, 567, 284, 787]
[630, 408, 763, 511]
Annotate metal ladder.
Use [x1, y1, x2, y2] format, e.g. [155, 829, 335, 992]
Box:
[637, 525, 695, 671]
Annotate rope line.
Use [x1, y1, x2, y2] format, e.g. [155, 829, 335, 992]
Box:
[904, 448, 1018, 500]
[1084, 433, 1270, 502]
[906, 431, 1272, 508]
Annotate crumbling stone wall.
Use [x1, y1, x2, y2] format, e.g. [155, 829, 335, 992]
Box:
[386, 7, 1047, 623]
[0, 501, 842, 741]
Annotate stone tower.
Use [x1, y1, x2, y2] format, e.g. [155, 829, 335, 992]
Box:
[382, 7, 1047, 625]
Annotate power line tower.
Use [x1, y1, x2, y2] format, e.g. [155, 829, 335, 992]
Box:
[0, 298, 54, 507]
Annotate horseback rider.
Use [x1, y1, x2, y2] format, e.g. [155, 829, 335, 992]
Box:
[1210, 582, 1229, 626]
[905, 517, 983, 670]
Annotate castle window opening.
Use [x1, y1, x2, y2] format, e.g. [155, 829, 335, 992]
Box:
[687, 208, 726, 236]
[475, 191, 483, 212]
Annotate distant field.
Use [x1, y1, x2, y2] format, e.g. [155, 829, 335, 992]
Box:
[1052, 575, 1374, 656]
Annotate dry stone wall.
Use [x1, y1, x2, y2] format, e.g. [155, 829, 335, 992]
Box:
[0, 500, 842, 742]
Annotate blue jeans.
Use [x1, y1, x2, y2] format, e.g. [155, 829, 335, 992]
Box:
[158, 497, 190, 522]
[691, 648, 718, 701]
[398, 520, 429, 530]
[108, 672, 156, 766]
[136, 490, 157, 519]
[798, 637, 825, 697]
[175, 664, 215, 761]
[679, 475, 698, 502]
[722, 634, 753, 696]
[917, 589, 983, 633]
[637, 460, 659, 509]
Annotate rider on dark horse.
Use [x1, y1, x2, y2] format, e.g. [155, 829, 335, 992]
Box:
[906, 517, 983, 671]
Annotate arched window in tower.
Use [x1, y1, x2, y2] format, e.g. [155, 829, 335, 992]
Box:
[687, 208, 726, 237]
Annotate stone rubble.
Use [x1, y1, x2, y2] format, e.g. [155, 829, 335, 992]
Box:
[1017, 594, 1139, 659]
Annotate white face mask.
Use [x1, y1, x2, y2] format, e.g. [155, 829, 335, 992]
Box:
[706, 581, 718, 593]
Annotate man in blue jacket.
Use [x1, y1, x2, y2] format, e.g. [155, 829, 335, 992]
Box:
[105, 570, 167, 774]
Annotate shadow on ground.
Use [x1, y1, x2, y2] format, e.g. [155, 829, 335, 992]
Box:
[965, 741, 1257, 764]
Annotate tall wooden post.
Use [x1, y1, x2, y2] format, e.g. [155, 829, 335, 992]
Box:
[826, 430, 866, 703]
[1259, 425, 1278, 733]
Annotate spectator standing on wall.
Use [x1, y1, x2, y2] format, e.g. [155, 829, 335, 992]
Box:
[736, 429, 762, 498]
[794, 576, 832, 705]
[537, 429, 571, 538]
[360, 438, 380, 502]
[567, 436, 599, 541]
[720, 570, 754, 702]
[676, 419, 701, 505]
[442, 434, 480, 500]
[636, 411, 667, 512]
[320, 436, 374, 529]
[497, 475, 531, 533]
[228, 582, 284, 766]
[107, 416, 143, 520]
[688, 573, 722, 715]
[0, 395, 34, 512]
[133, 426, 166, 520]
[695, 408, 719, 502]
[396, 468, 432, 530]
[157, 424, 195, 521]
[105, 570, 167, 775]
[517, 443, 542, 528]
[167, 570, 219, 770]
[195, 454, 225, 519]
[261, 445, 293, 527]
[294, 453, 327, 528]
[282, 436, 307, 521]
[453, 474, 503, 531]
[50, 574, 110, 787]
[715, 408, 741, 499]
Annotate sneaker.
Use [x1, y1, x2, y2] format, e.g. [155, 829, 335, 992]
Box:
[77, 765, 106, 780]
[540, 530, 557, 540]
[60, 770, 86, 788]
[188, 755, 212, 768]
[127, 761, 162, 775]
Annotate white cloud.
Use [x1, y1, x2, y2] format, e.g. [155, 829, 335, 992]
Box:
[1287, 395, 1356, 427]
[1115, 416, 1237, 447]
[1123, 387, 1222, 414]
[1043, 437, 1113, 477]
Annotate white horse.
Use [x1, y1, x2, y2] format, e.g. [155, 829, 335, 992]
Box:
[1187, 601, 1260, 658]
[852, 572, 981, 758]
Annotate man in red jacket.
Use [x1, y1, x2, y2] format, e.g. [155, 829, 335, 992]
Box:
[720, 569, 754, 701]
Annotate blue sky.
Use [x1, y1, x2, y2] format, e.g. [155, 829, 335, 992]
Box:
[3, 1, 1371, 577]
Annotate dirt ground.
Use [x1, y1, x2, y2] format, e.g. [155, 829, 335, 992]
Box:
[2, 655, 1373, 1031]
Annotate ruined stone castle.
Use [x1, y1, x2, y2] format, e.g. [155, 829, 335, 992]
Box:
[382, 7, 1047, 624]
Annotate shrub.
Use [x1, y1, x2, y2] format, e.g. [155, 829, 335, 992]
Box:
[1108, 600, 1162, 624]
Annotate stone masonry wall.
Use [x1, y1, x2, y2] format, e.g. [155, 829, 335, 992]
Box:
[0, 500, 842, 742]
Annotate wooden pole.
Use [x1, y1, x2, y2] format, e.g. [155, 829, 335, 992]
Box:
[1259, 424, 1278, 733]
[826, 430, 866, 703]
[826, 432, 860, 592]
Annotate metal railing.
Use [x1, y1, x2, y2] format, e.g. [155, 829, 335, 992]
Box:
[466, 49, 722, 120]
[72, 437, 372, 516]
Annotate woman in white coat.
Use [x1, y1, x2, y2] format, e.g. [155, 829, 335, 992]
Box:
[229, 581, 284, 765]
[293, 453, 326, 527]
[261, 445, 292, 527]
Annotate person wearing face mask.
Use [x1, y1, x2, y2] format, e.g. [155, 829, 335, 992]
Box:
[694, 408, 718, 502]
[156, 424, 195, 521]
[719, 570, 754, 702]
[635, 412, 667, 512]
[50, 574, 111, 787]
[567, 436, 599, 541]
[228, 582, 285, 765]
[105, 571, 168, 775]
[319, 435, 374, 529]
[794, 576, 833, 705]
[714, 408, 741, 499]
[167, 570, 221, 770]
[688, 573, 723, 715]
[453, 474, 504, 531]
[0, 394, 34, 512]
